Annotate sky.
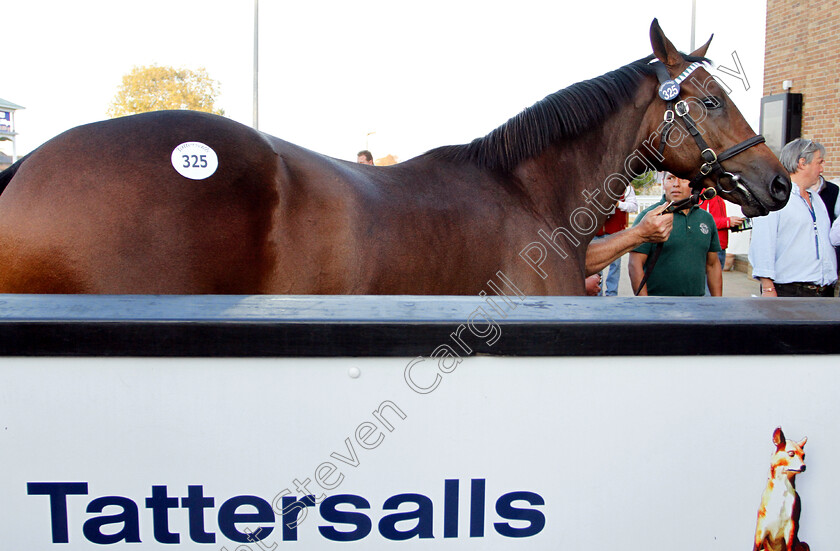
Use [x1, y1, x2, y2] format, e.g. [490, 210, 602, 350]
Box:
[3, 0, 767, 163]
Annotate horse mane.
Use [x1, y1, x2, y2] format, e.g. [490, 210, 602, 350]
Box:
[427, 53, 708, 172]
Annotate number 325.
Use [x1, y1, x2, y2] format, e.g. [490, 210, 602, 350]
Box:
[182, 154, 208, 168]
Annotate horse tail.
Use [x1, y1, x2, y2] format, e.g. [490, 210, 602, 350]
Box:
[0, 152, 32, 197]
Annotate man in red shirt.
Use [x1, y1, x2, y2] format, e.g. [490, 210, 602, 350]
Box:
[592, 186, 638, 295]
[698, 194, 744, 271]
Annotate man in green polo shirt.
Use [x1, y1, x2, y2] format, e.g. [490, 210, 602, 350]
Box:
[629, 172, 723, 296]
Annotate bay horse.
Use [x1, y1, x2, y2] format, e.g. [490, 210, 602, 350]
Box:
[0, 20, 789, 295]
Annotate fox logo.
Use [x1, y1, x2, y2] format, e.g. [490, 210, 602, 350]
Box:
[753, 427, 809, 551]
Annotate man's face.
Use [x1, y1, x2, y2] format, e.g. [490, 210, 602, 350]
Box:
[663, 172, 691, 202]
[357, 155, 374, 165]
[797, 150, 825, 187]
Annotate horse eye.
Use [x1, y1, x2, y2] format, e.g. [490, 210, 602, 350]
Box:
[788, 451, 795, 457]
[702, 96, 722, 110]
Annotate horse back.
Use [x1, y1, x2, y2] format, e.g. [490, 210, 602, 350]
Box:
[0, 111, 281, 293]
[0, 110, 584, 294]
[261, 139, 574, 294]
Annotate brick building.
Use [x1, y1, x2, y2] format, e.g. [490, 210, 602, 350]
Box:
[764, 0, 840, 179]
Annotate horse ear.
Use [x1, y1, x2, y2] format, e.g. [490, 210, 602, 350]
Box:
[650, 18, 683, 69]
[690, 34, 714, 59]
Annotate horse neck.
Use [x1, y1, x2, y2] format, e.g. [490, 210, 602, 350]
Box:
[512, 92, 655, 225]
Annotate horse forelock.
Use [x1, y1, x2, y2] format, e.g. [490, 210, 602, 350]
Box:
[428, 53, 709, 172]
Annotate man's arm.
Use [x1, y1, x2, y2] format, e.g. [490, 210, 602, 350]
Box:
[706, 251, 723, 296]
[628, 251, 648, 296]
[618, 185, 639, 213]
[748, 212, 780, 297]
[830, 216, 840, 247]
[585, 204, 673, 276]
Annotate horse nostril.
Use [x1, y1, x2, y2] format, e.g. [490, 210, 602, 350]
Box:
[770, 174, 791, 202]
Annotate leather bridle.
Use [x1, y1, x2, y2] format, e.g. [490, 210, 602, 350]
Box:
[633, 61, 767, 296]
[651, 60, 766, 199]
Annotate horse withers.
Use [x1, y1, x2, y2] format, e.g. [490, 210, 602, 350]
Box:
[0, 20, 789, 295]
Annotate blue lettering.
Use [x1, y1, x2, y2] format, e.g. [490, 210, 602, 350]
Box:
[281, 495, 315, 541]
[181, 485, 215, 543]
[378, 493, 434, 541]
[317, 494, 372, 542]
[26, 479, 545, 544]
[443, 479, 459, 538]
[218, 495, 274, 543]
[470, 478, 485, 537]
[493, 491, 546, 538]
[83, 496, 141, 544]
[145, 485, 180, 543]
[27, 481, 88, 543]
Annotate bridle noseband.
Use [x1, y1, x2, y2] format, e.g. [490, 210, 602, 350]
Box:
[652, 60, 765, 201]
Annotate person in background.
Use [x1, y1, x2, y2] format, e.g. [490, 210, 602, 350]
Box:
[749, 138, 837, 297]
[628, 171, 722, 296]
[357, 150, 375, 165]
[698, 193, 743, 271]
[815, 174, 840, 222]
[814, 174, 840, 294]
[831, 215, 840, 248]
[592, 185, 638, 296]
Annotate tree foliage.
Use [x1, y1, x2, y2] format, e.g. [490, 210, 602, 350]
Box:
[631, 170, 658, 194]
[107, 65, 224, 118]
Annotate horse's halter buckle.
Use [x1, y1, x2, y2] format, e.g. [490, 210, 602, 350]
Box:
[651, 60, 766, 193]
[699, 148, 718, 175]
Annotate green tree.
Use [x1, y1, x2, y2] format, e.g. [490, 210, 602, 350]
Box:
[107, 65, 224, 118]
[631, 170, 658, 194]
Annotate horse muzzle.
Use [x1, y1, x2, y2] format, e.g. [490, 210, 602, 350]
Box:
[717, 171, 790, 217]
[768, 173, 792, 205]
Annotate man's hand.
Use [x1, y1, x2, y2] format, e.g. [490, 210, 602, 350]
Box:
[635, 204, 673, 243]
[585, 274, 602, 296]
[728, 215, 745, 228]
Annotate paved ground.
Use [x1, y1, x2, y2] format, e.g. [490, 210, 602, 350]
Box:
[607, 253, 759, 297]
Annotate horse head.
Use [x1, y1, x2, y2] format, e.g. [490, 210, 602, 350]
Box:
[641, 19, 790, 216]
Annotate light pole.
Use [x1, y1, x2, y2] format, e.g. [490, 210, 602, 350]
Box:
[253, 0, 259, 130]
[690, 0, 696, 51]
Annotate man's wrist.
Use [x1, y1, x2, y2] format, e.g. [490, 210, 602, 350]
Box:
[759, 278, 775, 294]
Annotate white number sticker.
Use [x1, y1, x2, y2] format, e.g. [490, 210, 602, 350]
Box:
[658, 80, 680, 101]
[171, 142, 218, 180]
